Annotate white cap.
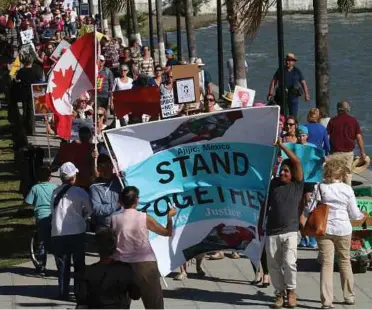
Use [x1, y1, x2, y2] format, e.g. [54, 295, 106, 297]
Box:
[99, 55, 105, 61]
[60, 162, 79, 179]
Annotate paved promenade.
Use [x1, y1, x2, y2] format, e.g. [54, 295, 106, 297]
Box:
[0, 120, 369, 309]
[1, 249, 372, 309]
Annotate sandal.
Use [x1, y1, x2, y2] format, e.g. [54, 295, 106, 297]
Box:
[174, 271, 187, 281]
[209, 252, 225, 260]
[231, 252, 240, 259]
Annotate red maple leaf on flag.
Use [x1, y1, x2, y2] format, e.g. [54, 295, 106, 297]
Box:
[51, 66, 74, 100]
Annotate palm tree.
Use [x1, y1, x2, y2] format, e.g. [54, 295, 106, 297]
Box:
[313, 0, 329, 115]
[101, 0, 126, 41]
[130, 0, 142, 45]
[156, 0, 167, 67]
[184, 0, 197, 63]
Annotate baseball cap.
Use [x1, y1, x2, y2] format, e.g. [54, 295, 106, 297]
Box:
[296, 125, 308, 136]
[165, 49, 174, 55]
[60, 162, 79, 179]
[99, 55, 105, 61]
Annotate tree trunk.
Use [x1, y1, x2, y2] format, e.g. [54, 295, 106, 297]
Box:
[314, 0, 330, 116]
[130, 0, 142, 46]
[156, 0, 166, 67]
[226, 0, 247, 88]
[111, 12, 124, 42]
[127, 0, 132, 40]
[184, 0, 197, 63]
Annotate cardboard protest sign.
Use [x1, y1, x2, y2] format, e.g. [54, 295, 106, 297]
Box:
[231, 86, 256, 108]
[172, 64, 200, 109]
[50, 40, 71, 62]
[105, 106, 280, 276]
[20, 29, 34, 45]
[31, 83, 52, 115]
[113, 87, 161, 119]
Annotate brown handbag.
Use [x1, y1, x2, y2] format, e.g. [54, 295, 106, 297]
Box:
[303, 184, 330, 237]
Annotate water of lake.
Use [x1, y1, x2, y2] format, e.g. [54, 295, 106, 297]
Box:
[166, 13, 372, 154]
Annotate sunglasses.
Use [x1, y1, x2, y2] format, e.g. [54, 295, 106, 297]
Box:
[98, 114, 104, 118]
[206, 98, 215, 102]
[156, 69, 162, 72]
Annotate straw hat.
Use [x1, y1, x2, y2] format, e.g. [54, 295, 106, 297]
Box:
[285, 52, 297, 61]
[222, 92, 233, 102]
[194, 58, 205, 66]
[352, 156, 371, 174]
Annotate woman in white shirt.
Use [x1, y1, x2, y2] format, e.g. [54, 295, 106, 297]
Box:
[112, 65, 133, 91]
[304, 158, 365, 309]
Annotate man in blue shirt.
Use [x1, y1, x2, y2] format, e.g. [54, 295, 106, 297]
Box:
[25, 165, 57, 275]
[267, 53, 310, 117]
[89, 154, 122, 228]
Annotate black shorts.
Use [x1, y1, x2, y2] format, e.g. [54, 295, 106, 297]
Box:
[304, 182, 316, 194]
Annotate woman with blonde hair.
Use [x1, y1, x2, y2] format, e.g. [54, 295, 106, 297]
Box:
[303, 158, 365, 309]
[305, 108, 330, 155]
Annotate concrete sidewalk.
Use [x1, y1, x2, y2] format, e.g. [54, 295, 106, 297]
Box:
[1, 249, 372, 309]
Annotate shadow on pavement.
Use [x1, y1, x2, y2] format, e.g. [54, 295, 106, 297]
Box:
[0, 284, 69, 301]
[297, 258, 321, 272]
[0, 266, 58, 278]
[163, 287, 318, 308]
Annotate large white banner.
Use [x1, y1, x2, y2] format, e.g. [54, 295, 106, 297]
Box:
[105, 106, 279, 276]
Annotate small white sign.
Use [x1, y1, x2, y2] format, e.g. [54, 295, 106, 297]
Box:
[175, 78, 196, 104]
[231, 86, 256, 108]
[63, 0, 74, 9]
[20, 29, 34, 45]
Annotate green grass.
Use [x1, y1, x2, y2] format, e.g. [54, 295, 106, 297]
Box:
[0, 109, 35, 269]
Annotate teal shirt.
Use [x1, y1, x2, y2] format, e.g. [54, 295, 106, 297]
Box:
[25, 182, 57, 220]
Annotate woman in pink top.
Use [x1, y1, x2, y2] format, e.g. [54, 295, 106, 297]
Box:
[111, 186, 176, 309]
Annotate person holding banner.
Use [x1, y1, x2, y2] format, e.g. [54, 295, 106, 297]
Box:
[266, 137, 304, 309]
[111, 186, 176, 309]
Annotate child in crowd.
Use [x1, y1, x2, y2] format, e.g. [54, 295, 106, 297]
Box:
[24, 165, 57, 275]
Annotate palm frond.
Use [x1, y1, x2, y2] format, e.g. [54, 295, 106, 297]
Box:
[226, 0, 275, 38]
[337, 0, 355, 16]
[102, 0, 128, 16]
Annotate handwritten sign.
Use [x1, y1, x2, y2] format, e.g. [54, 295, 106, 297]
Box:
[160, 85, 178, 119]
[20, 29, 34, 45]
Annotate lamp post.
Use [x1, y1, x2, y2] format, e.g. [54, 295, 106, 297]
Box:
[217, 0, 224, 98]
[276, 0, 287, 116]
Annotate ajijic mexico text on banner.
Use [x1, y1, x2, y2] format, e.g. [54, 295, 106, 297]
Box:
[105, 106, 280, 276]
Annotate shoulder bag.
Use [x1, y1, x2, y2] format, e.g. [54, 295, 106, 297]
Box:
[303, 184, 330, 237]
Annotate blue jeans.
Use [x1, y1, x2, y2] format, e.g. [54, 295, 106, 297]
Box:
[288, 96, 299, 118]
[36, 216, 52, 269]
[53, 234, 85, 299]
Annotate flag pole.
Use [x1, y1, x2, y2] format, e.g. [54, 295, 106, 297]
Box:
[94, 27, 98, 168]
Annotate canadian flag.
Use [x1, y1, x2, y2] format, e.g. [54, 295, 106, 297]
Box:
[46, 32, 96, 139]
